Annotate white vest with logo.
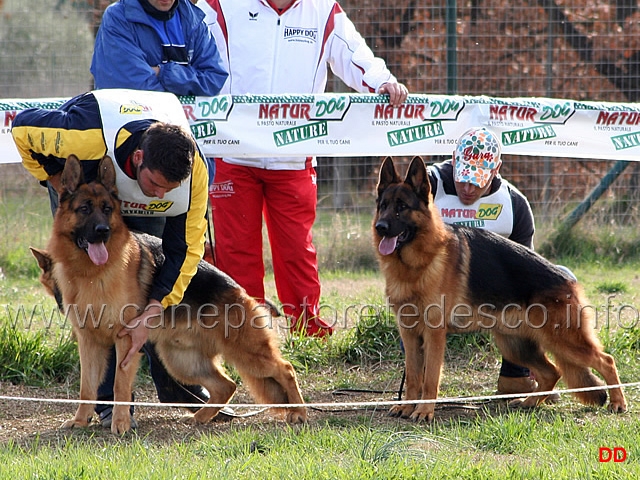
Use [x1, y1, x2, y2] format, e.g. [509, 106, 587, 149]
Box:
[93, 89, 192, 217]
[432, 169, 514, 238]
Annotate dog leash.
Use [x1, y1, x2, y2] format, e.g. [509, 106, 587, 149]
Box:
[322, 385, 481, 413]
[205, 206, 216, 263]
[398, 368, 406, 401]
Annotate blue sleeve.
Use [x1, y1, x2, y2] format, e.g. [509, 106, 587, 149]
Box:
[157, 15, 228, 96]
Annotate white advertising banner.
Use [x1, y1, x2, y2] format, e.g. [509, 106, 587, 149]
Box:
[1, 93, 640, 164]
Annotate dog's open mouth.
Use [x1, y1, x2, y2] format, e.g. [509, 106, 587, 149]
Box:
[77, 237, 109, 266]
[378, 230, 409, 255]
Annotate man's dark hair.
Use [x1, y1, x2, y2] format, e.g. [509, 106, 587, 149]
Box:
[139, 122, 195, 183]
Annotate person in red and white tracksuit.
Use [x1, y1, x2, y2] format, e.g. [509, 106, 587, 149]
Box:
[198, 0, 408, 336]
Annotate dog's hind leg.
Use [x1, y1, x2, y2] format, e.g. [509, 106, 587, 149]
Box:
[151, 339, 239, 424]
[553, 347, 627, 413]
[555, 361, 607, 406]
[217, 301, 306, 423]
[185, 362, 237, 425]
[61, 335, 110, 430]
[589, 351, 626, 413]
[541, 304, 626, 412]
[493, 334, 561, 408]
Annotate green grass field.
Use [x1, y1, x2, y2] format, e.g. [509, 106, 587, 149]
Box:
[1, 193, 639, 479]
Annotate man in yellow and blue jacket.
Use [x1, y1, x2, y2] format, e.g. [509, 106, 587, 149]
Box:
[12, 88, 211, 426]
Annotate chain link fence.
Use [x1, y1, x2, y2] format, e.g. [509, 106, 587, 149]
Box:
[1, 0, 639, 251]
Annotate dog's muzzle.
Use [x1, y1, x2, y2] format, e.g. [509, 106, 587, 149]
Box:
[76, 224, 111, 266]
[375, 220, 408, 256]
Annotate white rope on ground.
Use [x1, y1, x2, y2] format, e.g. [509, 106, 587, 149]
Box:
[1, 381, 638, 410]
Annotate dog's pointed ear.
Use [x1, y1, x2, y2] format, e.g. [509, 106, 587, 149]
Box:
[376, 157, 401, 198]
[29, 247, 63, 311]
[97, 156, 118, 197]
[60, 155, 85, 194]
[29, 247, 52, 272]
[404, 156, 431, 201]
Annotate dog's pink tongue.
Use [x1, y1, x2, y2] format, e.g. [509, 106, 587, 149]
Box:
[378, 236, 398, 255]
[87, 242, 109, 265]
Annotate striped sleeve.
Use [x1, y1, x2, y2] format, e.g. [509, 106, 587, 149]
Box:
[11, 93, 107, 182]
[326, 2, 395, 93]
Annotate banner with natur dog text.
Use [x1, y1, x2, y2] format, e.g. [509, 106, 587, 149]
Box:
[1, 93, 640, 164]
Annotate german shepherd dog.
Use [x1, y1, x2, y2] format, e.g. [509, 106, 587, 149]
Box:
[31, 155, 306, 434]
[373, 157, 627, 422]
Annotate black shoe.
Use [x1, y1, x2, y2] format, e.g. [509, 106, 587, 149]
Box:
[215, 406, 237, 421]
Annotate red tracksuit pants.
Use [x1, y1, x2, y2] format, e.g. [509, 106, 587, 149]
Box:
[209, 159, 331, 335]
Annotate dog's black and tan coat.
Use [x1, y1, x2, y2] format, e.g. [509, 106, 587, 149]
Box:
[373, 156, 627, 422]
[31, 155, 306, 434]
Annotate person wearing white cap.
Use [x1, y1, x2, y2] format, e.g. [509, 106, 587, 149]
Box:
[428, 127, 543, 396]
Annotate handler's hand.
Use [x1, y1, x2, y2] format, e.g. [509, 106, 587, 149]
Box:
[378, 82, 409, 107]
[117, 300, 163, 368]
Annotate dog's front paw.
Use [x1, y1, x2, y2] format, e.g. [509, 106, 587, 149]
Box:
[285, 408, 307, 424]
[111, 416, 134, 435]
[60, 417, 90, 429]
[409, 404, 435, 423]
[388, 404, 415, 418]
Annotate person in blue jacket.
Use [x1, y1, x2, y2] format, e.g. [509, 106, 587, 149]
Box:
[88, 0, 228, 427]
[91, 0, 227, 96]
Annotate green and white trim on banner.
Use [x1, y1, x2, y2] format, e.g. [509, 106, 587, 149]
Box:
[1, 92, 639, 164]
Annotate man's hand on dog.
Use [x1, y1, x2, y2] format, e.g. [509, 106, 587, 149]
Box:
[118, 300, 163, 368]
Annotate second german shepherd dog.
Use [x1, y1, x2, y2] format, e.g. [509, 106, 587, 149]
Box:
[31, 155, 306, 434]
[373, 156, 627, 422]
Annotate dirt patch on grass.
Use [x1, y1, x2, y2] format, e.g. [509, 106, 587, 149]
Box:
[0, 359, 513, 448]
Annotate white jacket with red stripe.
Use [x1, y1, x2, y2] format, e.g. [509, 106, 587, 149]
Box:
[197, 0, 397, 169]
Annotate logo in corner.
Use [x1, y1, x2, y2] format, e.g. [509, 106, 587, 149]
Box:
[249, 11, 258, 21]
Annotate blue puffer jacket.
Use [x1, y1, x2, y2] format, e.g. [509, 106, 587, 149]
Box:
[91, 0, 228, 96]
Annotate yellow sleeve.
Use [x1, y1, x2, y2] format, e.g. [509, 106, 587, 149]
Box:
[159, 152, 209, 308]
[12, 113, 107, 182]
